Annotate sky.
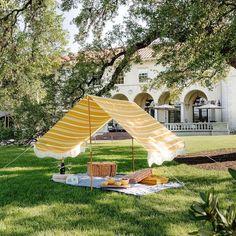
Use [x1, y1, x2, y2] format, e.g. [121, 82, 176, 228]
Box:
[59, 4, 127, 53]
[59, 7, 80, 53]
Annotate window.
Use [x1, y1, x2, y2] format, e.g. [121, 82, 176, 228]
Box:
[116, 75, 124, 84]
[193, 108, 208, 123]
[138, 69, 148, 83]
[168, 106, 181, 123]
[193, 96, 208, 122]
[144, 99, 155, 118]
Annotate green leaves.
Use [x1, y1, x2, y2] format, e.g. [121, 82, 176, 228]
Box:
[0, 0, 66, 108]
[0, 0, 66, 141]
[65, 0, 236, 94]
[189, 229, 214, 236]
[228, 168, 236, 181]
[190, 189, 236, 235]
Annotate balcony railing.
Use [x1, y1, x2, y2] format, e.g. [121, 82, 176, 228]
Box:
[164, 122, 229, 134]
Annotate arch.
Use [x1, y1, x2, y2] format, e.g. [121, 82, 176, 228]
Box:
[112, 93, 129, 101]
[184, 90, 208, 105]
[183, 90, 208, 123]
[158, 91, 170, 105]
[134, 92, 154, 108]
[157, 91, 181, 123]
[134, 92, 155, 118]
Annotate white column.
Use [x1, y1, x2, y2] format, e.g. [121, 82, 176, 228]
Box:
[154, 109, 158, 121]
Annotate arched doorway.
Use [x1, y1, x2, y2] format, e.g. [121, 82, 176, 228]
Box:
[184, 90, 208, 122]
[134, 92, 155, 117]
[157, 92, 180, 123]
[112, 93, 129, 101]
[158, 91, 170, 105]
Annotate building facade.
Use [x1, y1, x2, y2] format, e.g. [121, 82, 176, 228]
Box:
[109, 48, 236, 135]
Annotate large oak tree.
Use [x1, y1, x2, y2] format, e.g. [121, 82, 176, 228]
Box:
[2, 0, 236, 140]
[0, 0, 66, 111]
[0, 0, 66, 140]
[62, 0, 236, 99]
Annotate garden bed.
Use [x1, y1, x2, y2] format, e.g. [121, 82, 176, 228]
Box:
[175, 148, 236, 170]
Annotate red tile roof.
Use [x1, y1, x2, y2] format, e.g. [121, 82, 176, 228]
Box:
[61, 46, 155, 63]
[137, 47, 155, 60]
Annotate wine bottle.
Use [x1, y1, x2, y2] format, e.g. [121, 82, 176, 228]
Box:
[60, 160, 65, 175]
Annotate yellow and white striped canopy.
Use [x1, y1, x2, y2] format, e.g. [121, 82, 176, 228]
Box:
[34, 95, 185, 166]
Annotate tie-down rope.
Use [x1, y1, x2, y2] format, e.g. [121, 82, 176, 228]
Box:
[0, 146, 31, 170]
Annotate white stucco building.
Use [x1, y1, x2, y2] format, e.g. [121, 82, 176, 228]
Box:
[109, 48, 236, 135]
[2, 48, 234, 136]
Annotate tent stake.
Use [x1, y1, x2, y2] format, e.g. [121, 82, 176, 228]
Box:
[132, 137, 135, 172]
[88, 96, 93, 191]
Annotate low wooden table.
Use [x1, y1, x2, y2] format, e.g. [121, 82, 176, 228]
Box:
[122, 168, 152, 184]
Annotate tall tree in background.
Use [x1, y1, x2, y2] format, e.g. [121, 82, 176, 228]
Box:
[1, 0, 236, 140]
[0, 0, 66, 112]
[61, 0, 236, 99]
[0, 0, 66, 139]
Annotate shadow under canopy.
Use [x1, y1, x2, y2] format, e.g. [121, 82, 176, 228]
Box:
[34, 95, 185, 189]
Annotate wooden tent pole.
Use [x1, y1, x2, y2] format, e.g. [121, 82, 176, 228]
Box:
[88, 96, 93, 191]
[132, 137, 135, 172]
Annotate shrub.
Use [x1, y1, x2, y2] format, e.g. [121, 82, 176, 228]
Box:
[228, 168, 236, 181]
[190, 189, 236, 235]
[0, 127, 15, 142]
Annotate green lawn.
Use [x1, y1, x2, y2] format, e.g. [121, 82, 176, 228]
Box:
[0, 136, 235, 236]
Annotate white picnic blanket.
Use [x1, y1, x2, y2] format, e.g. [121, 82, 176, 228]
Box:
[63, 174, 183, 196]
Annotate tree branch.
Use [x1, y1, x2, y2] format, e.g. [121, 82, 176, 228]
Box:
[97, 32, 159, 96]
[69, 48, 126, 105]
[0, 0, 33, 22]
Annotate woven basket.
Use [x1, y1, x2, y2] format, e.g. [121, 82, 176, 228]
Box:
[87, 162, 117, 177]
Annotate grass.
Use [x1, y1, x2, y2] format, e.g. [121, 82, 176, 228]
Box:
[0, 135, 235, 236]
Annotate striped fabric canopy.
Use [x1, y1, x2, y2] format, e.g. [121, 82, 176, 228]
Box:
[34, 95, 185, 166]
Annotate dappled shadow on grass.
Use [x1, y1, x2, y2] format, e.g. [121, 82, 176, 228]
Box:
[1, 185, 195, 236]
[0, 144, 235, 235]
[0, 166, 186, 233]
[0, 163, 234, 205]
